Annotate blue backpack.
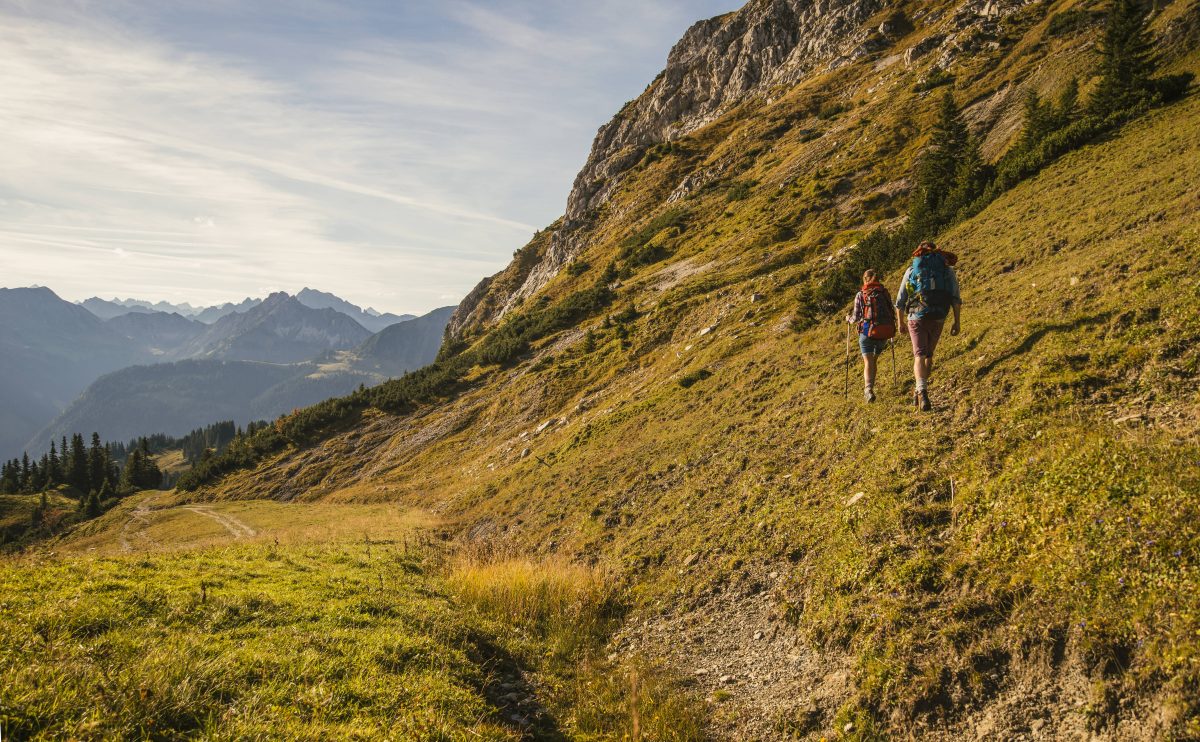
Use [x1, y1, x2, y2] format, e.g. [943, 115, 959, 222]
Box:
[906, 252, 953, 320]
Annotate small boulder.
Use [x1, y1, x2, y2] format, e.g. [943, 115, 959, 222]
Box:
[879, 11, 914, 39]
[846, 492, 866, 507]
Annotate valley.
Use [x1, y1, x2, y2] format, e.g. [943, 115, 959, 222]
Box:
[0, 288, 454, 461]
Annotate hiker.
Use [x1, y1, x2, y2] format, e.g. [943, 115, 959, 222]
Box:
[895, 241, 962, 411]
[846, 269, 896, 403]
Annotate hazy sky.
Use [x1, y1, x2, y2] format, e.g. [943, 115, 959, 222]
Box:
[0, 1, 742, 315]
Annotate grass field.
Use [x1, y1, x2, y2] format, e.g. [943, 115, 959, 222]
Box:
[58, 491, 438, 556]
[0, 497, 706, 741]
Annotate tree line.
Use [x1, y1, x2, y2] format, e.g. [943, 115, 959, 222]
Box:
[1, 434, 163, 505]
[1, 419, 267, 514]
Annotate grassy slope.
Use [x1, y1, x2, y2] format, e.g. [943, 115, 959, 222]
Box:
[195, 38, 1200, 736]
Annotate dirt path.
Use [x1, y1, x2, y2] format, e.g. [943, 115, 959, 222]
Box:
[183, 506, 257, 539]
[612, 565, 852, 739]
[119, 495, 161, 552]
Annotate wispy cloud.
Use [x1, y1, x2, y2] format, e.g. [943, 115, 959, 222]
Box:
[0, 0, 742, 313]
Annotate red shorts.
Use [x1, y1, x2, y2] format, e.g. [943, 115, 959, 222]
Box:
[907, 318, 944, 358]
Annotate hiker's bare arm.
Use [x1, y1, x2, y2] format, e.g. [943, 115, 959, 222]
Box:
[897, 307, 907, 333]
[950, 301, 962, 336]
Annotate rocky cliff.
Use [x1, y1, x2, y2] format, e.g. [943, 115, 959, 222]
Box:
[450, 0, 896, 337]
[448, 0, 1046, 338]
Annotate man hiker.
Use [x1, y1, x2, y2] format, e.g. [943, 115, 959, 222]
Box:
[895, 241, 961, 411]
[846, 269, 896, 403]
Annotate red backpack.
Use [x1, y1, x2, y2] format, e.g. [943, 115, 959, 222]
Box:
[860, 281, 896, 340]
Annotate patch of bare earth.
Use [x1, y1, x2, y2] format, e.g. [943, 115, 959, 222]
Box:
[612, 565, 854, 740]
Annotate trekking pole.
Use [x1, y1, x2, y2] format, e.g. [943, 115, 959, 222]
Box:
[891, 340, 898, 389]
[844, 321, 851, 398]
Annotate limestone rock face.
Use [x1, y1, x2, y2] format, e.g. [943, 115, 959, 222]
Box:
[450, 0, 886, 338]
[566, 0, 885, 225]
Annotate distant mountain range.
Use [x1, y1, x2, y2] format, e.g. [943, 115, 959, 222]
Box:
[0, 286, 454, 458]
[177, 292, 374, 364]
[26, 306, 455, 453]
[294, 288, 415, 333]
[76, 289, 413, 330]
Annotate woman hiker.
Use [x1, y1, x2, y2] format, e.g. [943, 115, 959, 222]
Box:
[895, 241, 962, 412]
[846, 269, 897, 403]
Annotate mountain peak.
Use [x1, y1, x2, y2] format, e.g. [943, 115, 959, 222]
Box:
[261, 291, 294, 307]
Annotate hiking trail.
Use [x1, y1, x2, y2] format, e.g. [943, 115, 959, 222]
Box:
[183, 505, 257, 539]
[119, 494, 160, 553]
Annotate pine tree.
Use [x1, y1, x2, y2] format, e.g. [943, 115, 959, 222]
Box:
[69, 434, 89, 492]
[3, 459, 20, 494]
[84, 488, 102, 519]
[119, 449, 141, 494]
[910, 91, 972, 228]
[20, 453, 31, 493]
[105, 443, 119, 490]
[1089, 0, 1156, 116]
[47, 440, 61, 486]
[88, 433, 107, 493]
[1018, 90, 1054, 150]
[1056, 78, 1080, 125]
[29, 460, 43, 492]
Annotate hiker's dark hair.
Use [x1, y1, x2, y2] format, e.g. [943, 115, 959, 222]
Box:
[918, 240, 937, 250]
[862, 269, 878, 283]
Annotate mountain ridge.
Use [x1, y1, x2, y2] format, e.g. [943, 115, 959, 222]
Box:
[77, 290, 418, 328]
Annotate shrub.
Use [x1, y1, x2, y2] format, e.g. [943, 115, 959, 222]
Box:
[817, 102, 850, 120]
[678, 369, 713, 388]
[725, 180, 755, 202]
[914, 67, 955, 93]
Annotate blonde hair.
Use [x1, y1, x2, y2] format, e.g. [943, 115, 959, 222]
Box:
[862, 269, 878, 283]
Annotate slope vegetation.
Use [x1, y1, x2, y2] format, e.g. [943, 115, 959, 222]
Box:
[194, 35, 1200, 742]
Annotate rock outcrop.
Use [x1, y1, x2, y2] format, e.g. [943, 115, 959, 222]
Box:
[449, 0, 887, 337]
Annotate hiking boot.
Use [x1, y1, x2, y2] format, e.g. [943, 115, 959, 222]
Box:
[919, 390, 932, 412]
[912, 389, 921, 410]
[865, 387, 876, 403]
